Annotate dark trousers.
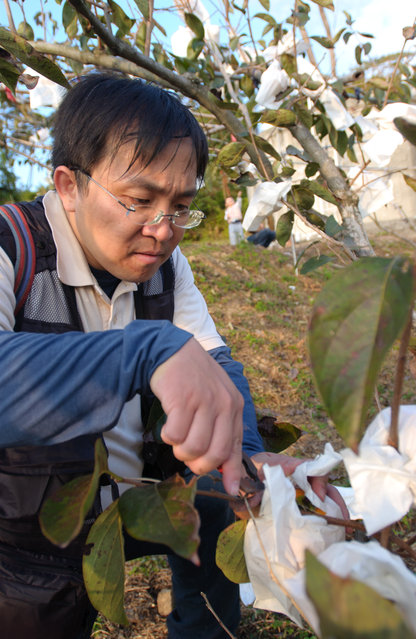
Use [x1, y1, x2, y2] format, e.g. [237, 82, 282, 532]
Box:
[0, 473, 240, 639]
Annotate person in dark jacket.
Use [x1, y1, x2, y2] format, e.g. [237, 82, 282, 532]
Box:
[0, 73, 344, 639]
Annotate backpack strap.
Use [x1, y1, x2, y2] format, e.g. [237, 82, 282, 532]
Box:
[0, 203, 36, 315]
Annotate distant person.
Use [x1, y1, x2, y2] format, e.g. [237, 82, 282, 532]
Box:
[224, 190, 245, 246]
[247, 224, 276, 248]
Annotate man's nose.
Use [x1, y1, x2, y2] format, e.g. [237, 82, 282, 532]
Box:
[141, 214, 174, 240]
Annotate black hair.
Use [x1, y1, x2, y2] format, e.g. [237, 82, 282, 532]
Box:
[51, 73, 208, 182]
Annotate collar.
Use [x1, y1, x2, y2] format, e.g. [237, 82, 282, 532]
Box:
[43, 190, 136, 294]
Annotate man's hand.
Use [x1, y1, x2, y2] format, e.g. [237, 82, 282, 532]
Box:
[250, 451, 350, 520]
[150, 338, 244, 496]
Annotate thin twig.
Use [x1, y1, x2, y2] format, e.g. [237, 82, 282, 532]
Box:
[144, 0, 154, 58]
[3, 0, 16, 32]
[382, 38, 407, 109]
[200, 592, 237, 639]
[318, 6, 336, 77]
[390, 532, 416, 563]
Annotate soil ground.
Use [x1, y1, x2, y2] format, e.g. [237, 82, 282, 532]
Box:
[92, 225, 416, 639]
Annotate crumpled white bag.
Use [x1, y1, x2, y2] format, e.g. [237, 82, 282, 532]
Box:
[243, 459, 344, 627]
[242, 180, 292, 231]
[341, 405, 416, 535]
[29, 75, 63, 109]
[318, 88, 355, 131]
[286, 540, 416, 635]
[255, 60, 291, 109]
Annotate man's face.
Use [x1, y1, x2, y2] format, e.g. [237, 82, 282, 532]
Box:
[62, 138, 197, 282]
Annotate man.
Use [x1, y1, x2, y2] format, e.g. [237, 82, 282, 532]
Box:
[224, 191, 245, 246]
[0, 74, 342, 639]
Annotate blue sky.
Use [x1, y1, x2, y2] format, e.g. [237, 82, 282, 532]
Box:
[0, 0, 414, 189]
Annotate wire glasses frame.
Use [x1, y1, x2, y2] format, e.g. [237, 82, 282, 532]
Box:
[71, 168, 206, 229]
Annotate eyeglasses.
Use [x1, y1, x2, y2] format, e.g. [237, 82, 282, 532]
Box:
[71, 168, 206, 229]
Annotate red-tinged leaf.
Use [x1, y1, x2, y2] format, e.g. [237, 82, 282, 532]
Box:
[118, 474, 200, 561]
[309, 257, 415, 447]
[39, 438, 109, 547]
[216, 520, 249, 583]
[305, 551, 414, 638]
[83, 500, 128, 626]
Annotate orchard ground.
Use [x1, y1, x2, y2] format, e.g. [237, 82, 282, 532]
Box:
[92, 223, 416, 639]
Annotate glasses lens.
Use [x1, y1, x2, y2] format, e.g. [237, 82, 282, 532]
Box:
[180, 210, 205, 228]
[127, 209, 205, 228]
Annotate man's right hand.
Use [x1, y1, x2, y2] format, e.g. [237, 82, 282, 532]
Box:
[150, 338, 244, 496]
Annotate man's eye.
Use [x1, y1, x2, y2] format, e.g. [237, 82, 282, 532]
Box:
[132, 198, 151, 207]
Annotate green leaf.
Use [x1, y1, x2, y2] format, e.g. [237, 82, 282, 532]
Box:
[240, 74, 254, 97]
[305, 162, 319, 178]
[256, 417, 302, 452]
[403, 174, 416, 192]
[260, 108, 296, 127]
[288, 186, 315, 210]
[258, 0, 270, 9]
[394, 117, 416, 146]
[118, 474, 200, 560]
[134, 0, 149, 20]
[309, 0, 334, 9]
[280, 53, 297, 76]
[286, 144, 310, 162]
[305, 551, 415, 638]
[293, 101, 314, 128]
[302, 179, 337, 204]
[0, 26, 69, 88]
[276, 210, 294, 246]
[187, 38, 204, 60]
[108, 0, 135, 38]
[309, 257, 415, 447]
[325, 214, 343, 237]
[62, 2, 77, 30]
[0, 58, 20, 93]
[251, 135, 281, 161]
[217, 142, 246, 167]
[39, 438, 109, 547]
[301, 255, 334, 274]
[216, 520, 249, 584]
[311, 35, 334, 49]
[253, 13, 277, 28]
[185, 13, 205, 40]
[17, 21, 34, 40]
[235, 172, 258, 187]
[368, 76, 389, 90]
[83, 500, 128, 626]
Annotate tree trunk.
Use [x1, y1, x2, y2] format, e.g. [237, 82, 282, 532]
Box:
[291, 123, 375, 257]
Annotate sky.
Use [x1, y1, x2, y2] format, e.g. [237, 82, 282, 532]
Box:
[0, 0, 415, 189]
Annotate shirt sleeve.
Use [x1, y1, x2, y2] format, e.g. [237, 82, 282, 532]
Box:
[0, 321, 192, 448]
[172, 247, 225, 352]
[172, 248, 264, 456]
[209, 345, 265, 455]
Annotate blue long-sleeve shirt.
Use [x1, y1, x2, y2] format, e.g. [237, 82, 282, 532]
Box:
[0, 321, 264, 454]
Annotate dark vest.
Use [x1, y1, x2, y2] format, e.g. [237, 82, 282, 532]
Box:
[0, 197, 175, 556]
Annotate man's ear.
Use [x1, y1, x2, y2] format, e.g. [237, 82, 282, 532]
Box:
[54, 166, 78, 213]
